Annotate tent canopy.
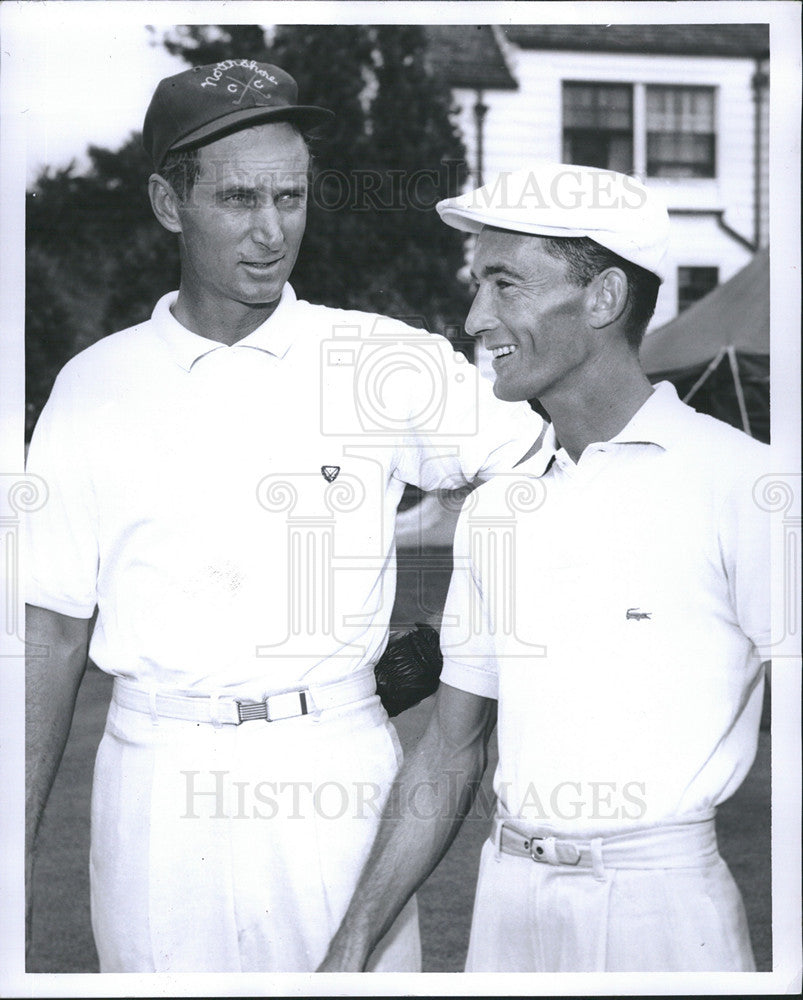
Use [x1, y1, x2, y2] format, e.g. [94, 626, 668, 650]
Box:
[640, 248, 769, 375]
[639, 249, 769, 442]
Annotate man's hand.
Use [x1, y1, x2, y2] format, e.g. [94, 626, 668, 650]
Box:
[317, 939, 370, 973]
[316, 682, 497, 972]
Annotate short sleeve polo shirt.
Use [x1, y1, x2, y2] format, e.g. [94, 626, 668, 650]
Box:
[26, 286, 541, 697]
[440, 382, 771, 836]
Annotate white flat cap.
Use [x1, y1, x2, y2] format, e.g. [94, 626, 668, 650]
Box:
[436, 162, 670, 282]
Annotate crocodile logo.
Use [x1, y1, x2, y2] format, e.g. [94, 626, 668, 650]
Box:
[626, 608, 652, 621]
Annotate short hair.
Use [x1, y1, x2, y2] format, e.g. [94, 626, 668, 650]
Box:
[158, 125, 313, 203]
[540, 236, 660, 350]
[158, 148, 201, 202]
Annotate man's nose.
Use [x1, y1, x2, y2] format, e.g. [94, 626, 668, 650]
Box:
[464, 285, 496, 340]
[250, 203, 284, 250]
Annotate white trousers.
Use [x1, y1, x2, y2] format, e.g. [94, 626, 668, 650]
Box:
[465, 821, 756, 972]
[90, 685, 420, 972]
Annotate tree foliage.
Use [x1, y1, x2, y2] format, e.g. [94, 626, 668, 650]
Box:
[25, 137, 180, 436]
[26, 24, 471, 438]
[163, 23, 470, 321]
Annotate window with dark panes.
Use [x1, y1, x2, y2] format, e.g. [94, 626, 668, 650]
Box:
[677, 266, 719, 313]
[562, 83, 634, 174]
[647, 86, 716, 178]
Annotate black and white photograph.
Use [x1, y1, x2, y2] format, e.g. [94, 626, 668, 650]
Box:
[0, 1, 800, 996]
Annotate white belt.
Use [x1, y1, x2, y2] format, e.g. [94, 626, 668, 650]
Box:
[113, 668, 377, 726]
[494, 814, 718, 873]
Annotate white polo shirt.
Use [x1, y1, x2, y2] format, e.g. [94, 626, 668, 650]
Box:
[27, 286, 541, 697]
[440, 382, 770, 837]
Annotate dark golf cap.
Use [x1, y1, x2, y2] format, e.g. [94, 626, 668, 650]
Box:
[143, 59, 334, 170]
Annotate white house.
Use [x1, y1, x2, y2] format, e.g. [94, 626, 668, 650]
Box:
[426, 24, 769, 337]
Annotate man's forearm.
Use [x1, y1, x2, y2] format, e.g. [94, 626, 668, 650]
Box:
[319, 687, 495, 971]
[321, 733, 484, 969]
[25, 605, 91, 856]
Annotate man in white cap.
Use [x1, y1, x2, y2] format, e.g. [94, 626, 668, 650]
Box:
[319, 162, 771, 972]
[25, 61, 543, 972]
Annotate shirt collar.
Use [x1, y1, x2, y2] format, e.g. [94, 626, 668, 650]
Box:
[519, 381, 687, 478]
[606, 380, 688, 450]
[152, 284, 298, 372]
[517, 422, 560, 477]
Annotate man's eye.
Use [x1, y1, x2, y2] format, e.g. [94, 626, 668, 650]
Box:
[278, 191, 304, 205]
[224, 192, 254, 205]
[495, 279, 512, 290]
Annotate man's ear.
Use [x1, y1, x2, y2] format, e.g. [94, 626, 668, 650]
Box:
[586, 267, 628, 330]
[148, 174, 183, 234]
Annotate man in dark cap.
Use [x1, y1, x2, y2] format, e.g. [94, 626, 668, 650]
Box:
[320, 163, 770, 973]
[25, 61, 541, 972]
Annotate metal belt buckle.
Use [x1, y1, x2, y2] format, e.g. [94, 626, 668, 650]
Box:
[525, 835, 581, 866]
[525, 836, 550, 863]
[235, 690, 311, 724]
[236, 699, 270, 723]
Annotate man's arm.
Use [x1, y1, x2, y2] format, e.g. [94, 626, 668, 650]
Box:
[25, 604, 92, 936]
[318, 681, 497, 971]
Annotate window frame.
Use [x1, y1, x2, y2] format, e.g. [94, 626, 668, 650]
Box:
[645, 84, 717, 179]
[561, 81, 635, 175]
[560, 80, 719, 180]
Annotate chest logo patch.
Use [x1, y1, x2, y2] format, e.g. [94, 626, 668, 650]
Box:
[626, 608, 652, 621]
[321, 465, 340, 483]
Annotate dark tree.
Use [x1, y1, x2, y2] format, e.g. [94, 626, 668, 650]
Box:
[25, 137, 180, 436]
[163, 23, 470, 325]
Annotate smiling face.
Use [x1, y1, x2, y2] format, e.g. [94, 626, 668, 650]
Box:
[466, 228, 594, 403]
[165, 122, 310, 333]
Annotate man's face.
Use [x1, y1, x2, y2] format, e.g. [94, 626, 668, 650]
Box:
[466, 229, 591, 402]
[172, 122, 309, 313]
